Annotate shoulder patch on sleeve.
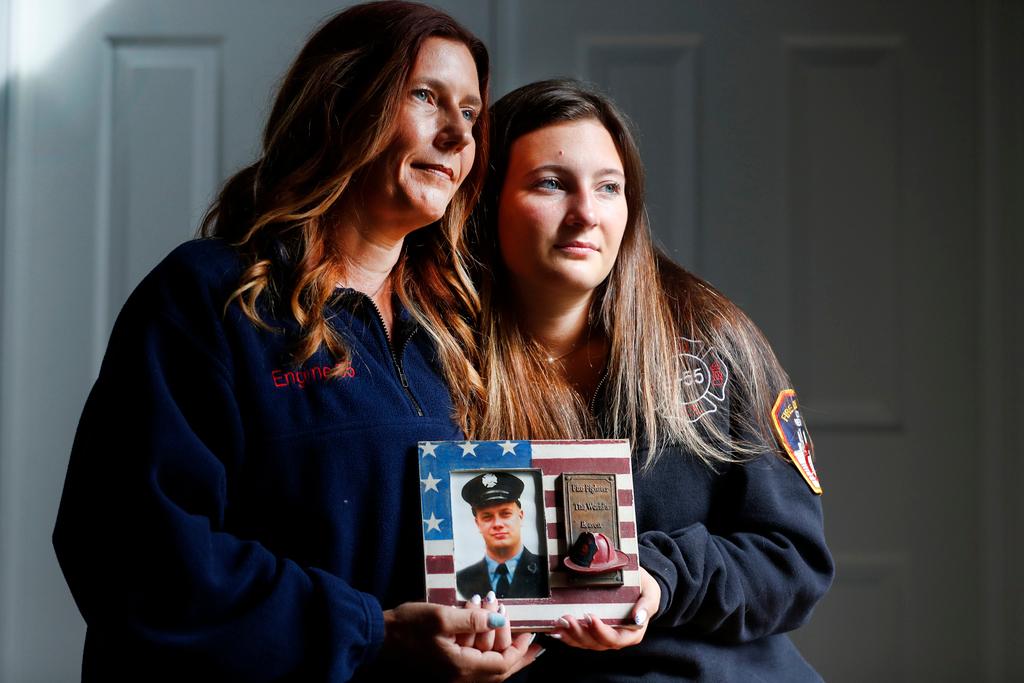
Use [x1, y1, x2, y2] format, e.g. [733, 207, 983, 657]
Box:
[770, 389, 822, 494]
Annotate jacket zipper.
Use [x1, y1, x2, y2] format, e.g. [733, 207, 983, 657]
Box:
[364, 296, 425, 417]
[588, 366, 609, 415]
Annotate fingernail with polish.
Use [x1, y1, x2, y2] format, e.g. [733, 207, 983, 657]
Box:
[583, 613, 593, 626]
[498, 603, 506, 615]
[534, 648, 547, 659]
[634, 609, 648, 626]
[485, 591, 497, 604]
[556, 617, 570, 629]
[471, 594, 481, 605]
[488, 612, 506, 628]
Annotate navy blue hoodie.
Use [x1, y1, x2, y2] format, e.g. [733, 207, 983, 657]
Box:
[53, 239, 461, 681]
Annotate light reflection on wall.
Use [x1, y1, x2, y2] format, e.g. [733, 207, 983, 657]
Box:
[9, 0, 112, 78]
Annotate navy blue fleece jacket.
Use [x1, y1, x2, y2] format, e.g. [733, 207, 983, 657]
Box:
[517, 376, 834, 681]
[53, 239, 461, 681]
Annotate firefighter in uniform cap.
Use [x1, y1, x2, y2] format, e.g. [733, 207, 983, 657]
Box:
[457, 472, 548, 600]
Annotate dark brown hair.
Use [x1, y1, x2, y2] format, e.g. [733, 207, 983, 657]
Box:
[201, 1, 490, 423]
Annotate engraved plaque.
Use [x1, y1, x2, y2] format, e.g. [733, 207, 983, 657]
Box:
[561, 473, 623, 586]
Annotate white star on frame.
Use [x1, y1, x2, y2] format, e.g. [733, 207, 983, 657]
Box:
[420, 442, 438, 458]
[459, 441, 478, 457]
[498, 440, 518, 455]
[423, 512, 444, 534]
[421, 472, 441, 493]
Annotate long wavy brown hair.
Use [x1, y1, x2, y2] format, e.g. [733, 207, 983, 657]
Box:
[466, 80, 790, 469]
[200, 1, 489, 423]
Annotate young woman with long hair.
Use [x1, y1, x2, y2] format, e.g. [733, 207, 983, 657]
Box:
[465, 79, 834, 681]
[53, 4, 538, 681]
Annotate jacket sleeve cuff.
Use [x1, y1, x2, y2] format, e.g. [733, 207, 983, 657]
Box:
[361, 592, 386, 660]
[638, 542, 675, 620]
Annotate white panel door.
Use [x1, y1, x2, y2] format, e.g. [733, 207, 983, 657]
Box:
[496, 1, 985, 682]
[0, 1, 491, 680]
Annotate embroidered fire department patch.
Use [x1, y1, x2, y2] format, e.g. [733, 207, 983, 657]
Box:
[678, 338, 728, 422]
[770, 389, 822, 494]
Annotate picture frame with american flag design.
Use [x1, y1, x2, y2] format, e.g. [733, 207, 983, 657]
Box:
[417, 439, 641, 632]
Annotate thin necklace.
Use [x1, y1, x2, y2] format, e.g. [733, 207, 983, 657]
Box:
[335, 276, 390, 300]
[545, 338, 582, 364]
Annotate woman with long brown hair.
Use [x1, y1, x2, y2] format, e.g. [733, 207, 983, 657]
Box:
[466, 79, 834, 681]
[53, 3, 537, 681]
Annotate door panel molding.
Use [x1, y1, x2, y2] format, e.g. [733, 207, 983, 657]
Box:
[489, 0, 519, 97]
[93, 36, 222, 370]
[783, 35, 905, 432]
[580, 33, 702, 268]
[0, 0, 12, 675]
[980, 1, 1024, 679]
